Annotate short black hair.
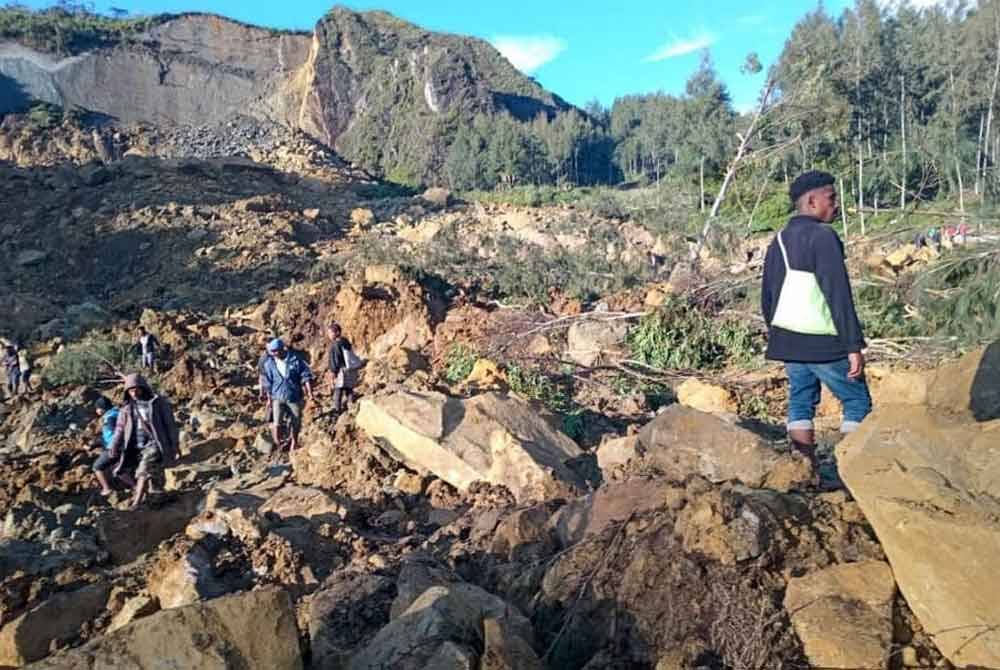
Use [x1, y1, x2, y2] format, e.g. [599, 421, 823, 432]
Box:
[95, 396, 112, 411]
[789, 170, 835, 206]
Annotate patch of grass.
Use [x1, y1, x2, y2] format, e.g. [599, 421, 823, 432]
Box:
[628, 298, 762, 371]
[43, 337, 134, 387]
[443, 344, 477, 384]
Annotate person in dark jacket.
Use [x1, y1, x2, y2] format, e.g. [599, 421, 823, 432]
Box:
[4, 346, 20, 399]
[761, 171, 871, 459]
[327, 323, 358, 414]
[136, 326, 160, 371]
[107, 374, 179, 509]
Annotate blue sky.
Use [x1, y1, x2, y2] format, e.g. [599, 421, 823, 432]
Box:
[22, 1, 940, 110]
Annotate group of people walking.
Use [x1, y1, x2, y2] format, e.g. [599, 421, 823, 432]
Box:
[92, 321, 361, 506]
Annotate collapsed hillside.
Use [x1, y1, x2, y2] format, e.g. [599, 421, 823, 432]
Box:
[2, 111, 1000, 670]
[0, 8, 569, 182]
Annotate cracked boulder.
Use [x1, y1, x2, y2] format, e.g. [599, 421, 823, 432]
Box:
[357, 390, 585, 502]
[837, 403, 1000, 668]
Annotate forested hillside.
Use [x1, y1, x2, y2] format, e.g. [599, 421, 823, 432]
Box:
[451, 0, 1000, 210]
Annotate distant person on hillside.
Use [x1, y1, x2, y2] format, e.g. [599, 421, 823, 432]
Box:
[3, 346, 20, 399]
[107, 374, 178, 509]
[760, 171, 871, 463]
[17, 347, 32, 393]
[327, 323, 361, 415]
[92, 396, 130, 496]
[261, 338, 314, 451]
[136, 326, 160, 371]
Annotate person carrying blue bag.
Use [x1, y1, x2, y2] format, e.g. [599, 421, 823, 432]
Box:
[761, 170, 872, 465]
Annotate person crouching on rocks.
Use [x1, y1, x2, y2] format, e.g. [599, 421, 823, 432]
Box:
[107, 374, 178, 510]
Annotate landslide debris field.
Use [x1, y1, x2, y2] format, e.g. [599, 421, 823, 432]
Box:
[1, 107, 1000, 670]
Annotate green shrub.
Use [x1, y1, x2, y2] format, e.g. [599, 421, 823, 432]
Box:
[0, 5, 167, 55]
[43, 338, 134, 387]
[443, 344, 477, 383]
[506, 363, 587, 440]
[911, 242, 1000, 344]
[628, 298, 762, 370]
[26, 102, 61, 128]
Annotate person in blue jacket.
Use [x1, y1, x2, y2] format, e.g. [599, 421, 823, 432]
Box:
[261, 338, 314, 452]
[92, 395, 130, 496]
[761, 171, 872, 463]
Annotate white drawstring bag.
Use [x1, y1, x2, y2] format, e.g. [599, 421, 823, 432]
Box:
[770, 232, 838, 336]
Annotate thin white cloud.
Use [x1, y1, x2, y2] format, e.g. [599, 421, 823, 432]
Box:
[642, 33, 715, 63]
[490, 35, 567, 73]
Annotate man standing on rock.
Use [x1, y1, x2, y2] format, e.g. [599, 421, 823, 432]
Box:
[3, 345, 20, 399]
[327, 323, 359, 415]
[136, 326, 160, 372]
[261, 338, 314, 451]
[761, 170, 872, 462]
[107, 374, 179, 509]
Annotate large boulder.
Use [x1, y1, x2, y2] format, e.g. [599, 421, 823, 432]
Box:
[308, 571, 396, 670]
[566, 318, 629, 367]
[784, 561, 896, 669]
[870, 341, 1000, 421]
[95, 492, 203, 563]
[347, 583, 536, 670]
[636, 405, 812, 491]
[837, 404, 1000, 667]
[549, 479, 677, 548]
[0, 584, 110, 666]
[356, 391, 585, 502]
[147, 541, 229, 609]
[26, 587, 302, 669]
[258, 485, 358, 524]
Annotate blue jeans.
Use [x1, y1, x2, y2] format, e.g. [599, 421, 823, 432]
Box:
[785, 359, 872, 433]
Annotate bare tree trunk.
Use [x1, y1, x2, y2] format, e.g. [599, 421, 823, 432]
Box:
[690, 80, 778, 263]
[747, 170, 770, 230]
[699, 158, 706, 214]
[976, 113, 985, 195]
[840, 176, 849, 243]
[900, 73, 907, 211]
[858, 143, 865, 237]
[956, 156, 965, 214]
[982, 26, 1000, 193]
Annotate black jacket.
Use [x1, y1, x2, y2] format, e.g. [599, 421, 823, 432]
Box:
[328, 337, 353, 375]
[761, 215, 865, 362]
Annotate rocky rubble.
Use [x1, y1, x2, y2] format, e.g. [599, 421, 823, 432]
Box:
[0, 116, 993, 670]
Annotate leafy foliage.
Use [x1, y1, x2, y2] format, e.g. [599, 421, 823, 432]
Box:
[443, 344, 477, 384]
[43, 338, 134, 387]
[628, 299, 762, 371]
[506, 363, 585, 441]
